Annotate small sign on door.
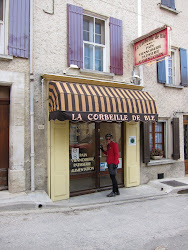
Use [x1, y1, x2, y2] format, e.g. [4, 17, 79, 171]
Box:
[129, 136, 136, 146]
[71, 148, 79, 160]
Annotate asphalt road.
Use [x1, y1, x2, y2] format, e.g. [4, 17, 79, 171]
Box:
[0, 194, 188, 250]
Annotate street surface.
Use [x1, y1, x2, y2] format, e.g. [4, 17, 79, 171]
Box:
[0, 194, 188, 250]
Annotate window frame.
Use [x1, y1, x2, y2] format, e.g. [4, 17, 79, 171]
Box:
[83, 13, 107, 72]
[165, 49, 176, 85]
[0, 0, 5, 54]
[0, 0, 9, 55]
[149, 121, 167, 159]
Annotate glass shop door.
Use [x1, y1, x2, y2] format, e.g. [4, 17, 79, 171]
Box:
[99, 122, 124, 189]
[69, 122, 124, 196]
[69, 122, 97, 195]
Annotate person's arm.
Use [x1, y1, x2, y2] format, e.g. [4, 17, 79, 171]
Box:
[100, 144, 107, 155]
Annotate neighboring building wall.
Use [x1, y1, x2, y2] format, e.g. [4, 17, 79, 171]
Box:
[0, 60, 30, 192]
[0, 0, 30, 192]
[140, 0, 188, 182]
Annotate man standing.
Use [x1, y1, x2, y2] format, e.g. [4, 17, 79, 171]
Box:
[100, 134, 120, 197]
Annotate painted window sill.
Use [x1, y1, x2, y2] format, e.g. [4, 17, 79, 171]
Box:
[80, 69, 114, 79]
[0, 54, 13, 61]
[159, 4, 180, 14]
[164, 84, 184, 89]
[147, 158, 176, 166]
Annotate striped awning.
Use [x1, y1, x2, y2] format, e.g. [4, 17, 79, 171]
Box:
[49, 81, 158, 122]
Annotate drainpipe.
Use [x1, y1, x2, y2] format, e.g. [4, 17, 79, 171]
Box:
[30, 0, 35, 192]
[138, 0, 144, 85]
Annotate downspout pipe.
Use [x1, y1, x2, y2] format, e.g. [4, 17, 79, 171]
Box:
[30, 0, 35, 192]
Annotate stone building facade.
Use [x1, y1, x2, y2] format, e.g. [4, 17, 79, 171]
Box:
[0, 0, 188, 199]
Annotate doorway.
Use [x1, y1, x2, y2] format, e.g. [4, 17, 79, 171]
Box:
[0, 86, 10, 190]
[69, 122, 124, 195]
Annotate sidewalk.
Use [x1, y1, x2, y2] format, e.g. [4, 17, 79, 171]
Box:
[0, 177, 188, 212]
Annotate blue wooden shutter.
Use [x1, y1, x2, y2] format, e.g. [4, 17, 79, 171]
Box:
[67, 4, 83, 68]
[8, 0, 30, 58]
[157, 59, 166, 83]
[180, 48, 188, 86]
[161, 0, 175, 9]
[110, 17, 123, 75]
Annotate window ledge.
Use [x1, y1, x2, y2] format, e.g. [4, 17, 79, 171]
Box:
[159, 4, 180, 14]
[147, 158, 176, 166]
[0, 54, 13, 61]
[164, 84, 184, 89]
[80, 69, 115, 79]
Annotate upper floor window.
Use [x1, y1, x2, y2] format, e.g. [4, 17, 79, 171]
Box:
[67, 4, 123, 75]
[166, 49, 175, 85]
[0, 0, 5, 54]
[157, 48, 188, 86]
[83, 15, 105, 72]
[161, 0, 175, 10]
[0, 0, 30, 58]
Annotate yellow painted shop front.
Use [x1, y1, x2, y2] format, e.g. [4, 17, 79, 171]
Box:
[46, 76, 158, 201]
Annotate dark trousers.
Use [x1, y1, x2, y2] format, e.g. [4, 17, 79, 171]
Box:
[110, 174, 119, 193]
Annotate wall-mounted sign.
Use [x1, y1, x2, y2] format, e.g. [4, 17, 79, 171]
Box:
[129, 136, 136, 146]
[134, 26, 171, 66]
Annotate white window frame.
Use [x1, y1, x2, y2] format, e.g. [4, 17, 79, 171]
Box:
[0, 0, 9, 55]
[83, 13, 107, 72]
[165, 49, 176, 85]
[0, 0, 5, 54]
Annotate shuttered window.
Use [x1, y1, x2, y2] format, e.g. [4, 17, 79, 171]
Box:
[67, 4, 123, 75]
[8, 0, 30, 58]
[149, 122, 165, 156]
[161, 0, 175, 10]
[0, 0, 4, 54]
[180, 48, 188, 86]
[110, 17, 123, 75]
[158, 48, 187, 86]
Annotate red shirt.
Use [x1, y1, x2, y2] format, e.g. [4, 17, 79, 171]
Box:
[103, 141, 119, 165]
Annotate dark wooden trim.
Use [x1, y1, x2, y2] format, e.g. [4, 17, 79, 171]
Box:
[0, 99, 10, 104]
[143, 122, 150, 163]
[172, 117, 180, 160]
[96, 122, 100, 189]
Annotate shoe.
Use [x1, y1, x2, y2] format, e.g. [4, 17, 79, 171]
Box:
[115, 191, 120, 195]
[107, 192, 116, 197]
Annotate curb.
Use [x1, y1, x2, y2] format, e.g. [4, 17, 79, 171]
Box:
[0, 193, 168, 214]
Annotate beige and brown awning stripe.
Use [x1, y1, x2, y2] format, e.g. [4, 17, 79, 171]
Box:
[49, 81, 158, 122]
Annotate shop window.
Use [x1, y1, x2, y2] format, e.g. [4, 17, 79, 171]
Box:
[83, 15, 105, 72]
[149, 122, 165, 157]
[161, 0, 175, 10]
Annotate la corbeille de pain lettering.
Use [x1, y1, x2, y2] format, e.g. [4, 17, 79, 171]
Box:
[71, 113, 156, 122]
